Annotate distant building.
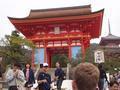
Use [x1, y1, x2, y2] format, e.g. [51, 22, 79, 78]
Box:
[100, 21, 120, 48]
[100, 21, 120, 59]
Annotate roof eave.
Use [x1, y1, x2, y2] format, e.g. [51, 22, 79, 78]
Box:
[8, 9, 104, 20]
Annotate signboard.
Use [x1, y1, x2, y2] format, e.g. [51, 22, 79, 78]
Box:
[54, 27, 60, 34]
[94, 50, 105, 63]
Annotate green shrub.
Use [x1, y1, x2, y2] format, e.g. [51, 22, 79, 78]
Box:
[51, 54, 68, 68]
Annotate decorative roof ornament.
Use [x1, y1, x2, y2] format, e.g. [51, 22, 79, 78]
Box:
[108, 19, 112, 35]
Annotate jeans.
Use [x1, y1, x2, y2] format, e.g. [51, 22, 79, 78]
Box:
[57, 79, 63, 90]
[98, 78, 104, 90]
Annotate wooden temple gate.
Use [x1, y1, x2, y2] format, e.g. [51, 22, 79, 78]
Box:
[8, 5, 104, 67]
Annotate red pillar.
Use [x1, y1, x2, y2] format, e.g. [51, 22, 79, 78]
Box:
[47, 50, 50, 67]
[43, 40, 47, 63]
[44, 46, 47, 63]
[31, 49, 35, 68]
[81, 40, 85, 62]
[68, 41, 72, 60]
[50, 53, 53, 67]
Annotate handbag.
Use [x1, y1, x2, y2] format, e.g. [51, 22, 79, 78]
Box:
[32, 80, 38, 89]
[24, 82, 33, 88]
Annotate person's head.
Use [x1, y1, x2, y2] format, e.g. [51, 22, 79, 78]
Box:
[25, 63, 31, 69]
[40, 64, 43, 68]
[13, 63, 20, 71]
[56, 62, 60, 68]
[98, 63, 103, 69]
[43, 63, 49, 72]
[72, 62, 100, 90]
[109, 81, 119, 90]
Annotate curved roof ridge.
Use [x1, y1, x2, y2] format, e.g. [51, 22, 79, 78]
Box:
[27, 5, 91, 19]
[30, 5, 91, 12]
[104, 34, 120, 39]
[8, 8, 104, 20]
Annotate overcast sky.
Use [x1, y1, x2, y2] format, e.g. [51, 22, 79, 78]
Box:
[0, 0, 120, 43]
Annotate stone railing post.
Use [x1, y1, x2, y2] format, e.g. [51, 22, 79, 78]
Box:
[0, 79, 3, 90]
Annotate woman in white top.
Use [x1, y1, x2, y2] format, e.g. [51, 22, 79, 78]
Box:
[6, 63, 26, 90]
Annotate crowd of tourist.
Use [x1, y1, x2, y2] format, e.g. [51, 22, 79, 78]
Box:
[110, 71, 120, 84]
[0, 62, 120, 90]
[4, 61, 65, 90]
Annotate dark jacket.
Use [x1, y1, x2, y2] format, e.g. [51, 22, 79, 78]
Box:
[55, 68, 65, 80]
[37, 72, 51, 90]
[23, 68, 35, 85]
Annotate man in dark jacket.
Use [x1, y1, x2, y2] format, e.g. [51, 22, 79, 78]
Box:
[54, 62, 65, 90]
[37, 63, 51, 90]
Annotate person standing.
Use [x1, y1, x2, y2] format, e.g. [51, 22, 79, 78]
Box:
[98, 64, 109, 90]
[6, 63, 26, 90]
[23, 63, 35, 90]
[54, 62, 65, 90]
[37, 63, 51, 90]
[32, 64, 43, 90]
[35, 64, 43, 80]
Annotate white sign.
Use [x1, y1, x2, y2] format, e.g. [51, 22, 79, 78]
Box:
[54, 26, 60, 34]
[94, 50, 105, 63]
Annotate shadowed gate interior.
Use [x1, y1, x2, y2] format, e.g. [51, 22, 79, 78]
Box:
[47, 47, 68, 67]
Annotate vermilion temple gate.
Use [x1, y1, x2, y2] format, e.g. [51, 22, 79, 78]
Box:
[9, 5, 104, 67]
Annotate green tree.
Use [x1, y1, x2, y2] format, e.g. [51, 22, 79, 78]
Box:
[0, 30, 35, 66]
[85, 43, 99, 63]
[51, 54, 68, 67]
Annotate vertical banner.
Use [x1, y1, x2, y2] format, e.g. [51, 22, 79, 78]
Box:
[34, 48, 44, 64]
[94, 50, 105, 64]
[71, 46, 81, 59]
